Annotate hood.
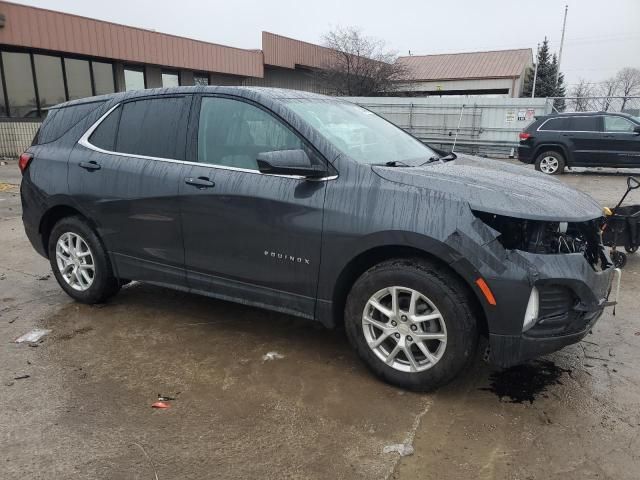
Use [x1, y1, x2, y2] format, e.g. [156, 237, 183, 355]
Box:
[372, 155, 603, 222]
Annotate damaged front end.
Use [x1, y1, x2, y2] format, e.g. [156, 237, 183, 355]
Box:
[463, 211, 619, 368]
[472, 211, 611, 271]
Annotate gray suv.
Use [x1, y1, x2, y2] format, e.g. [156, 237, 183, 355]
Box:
[20, 87, 618, 390]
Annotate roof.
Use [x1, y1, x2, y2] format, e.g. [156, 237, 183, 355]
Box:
[396, 49, 533, 81]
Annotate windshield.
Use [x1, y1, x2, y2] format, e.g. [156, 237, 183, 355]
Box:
[285, 100, 437, 165]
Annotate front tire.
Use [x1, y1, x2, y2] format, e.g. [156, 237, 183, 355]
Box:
[48, 216, 120, 304]
[535, 151, 565, 175]
[344, 259, 478, 391]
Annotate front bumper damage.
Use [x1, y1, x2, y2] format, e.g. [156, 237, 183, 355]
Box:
[447, 213, 619, 368]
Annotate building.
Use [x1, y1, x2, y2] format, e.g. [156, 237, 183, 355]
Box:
[395, 49, 533, 98]
[0, 1, 533, 156]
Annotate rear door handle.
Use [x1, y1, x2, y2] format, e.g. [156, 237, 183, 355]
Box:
[79, 161, 101, 171]
[185, 176, 215, 189]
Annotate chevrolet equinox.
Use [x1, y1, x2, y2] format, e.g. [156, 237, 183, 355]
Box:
[20, 87, 618, 391]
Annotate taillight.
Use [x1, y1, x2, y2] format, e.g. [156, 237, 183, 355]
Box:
[519, 132, 532, 141]
[18, 152, 33, 173]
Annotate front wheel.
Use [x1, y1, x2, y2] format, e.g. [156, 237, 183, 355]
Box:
[535, 151, 565, 175]
[344, 259, 478, 391]
[48, 216, 121, 304]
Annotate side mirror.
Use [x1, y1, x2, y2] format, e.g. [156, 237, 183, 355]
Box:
[257, 149, 326, 178]
[628, 176, 640, 190]
[633, 125, 640, 135]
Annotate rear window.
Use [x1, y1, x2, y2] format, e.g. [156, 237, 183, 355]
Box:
[539, 117, 570, 131]
[34, 101, 105, 145]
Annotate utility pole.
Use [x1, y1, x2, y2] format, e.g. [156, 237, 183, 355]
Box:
[555, 4, 568, 89]
[531, 43, 540, 98]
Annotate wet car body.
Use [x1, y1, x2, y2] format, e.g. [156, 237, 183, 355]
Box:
[20, 87, 616, 382]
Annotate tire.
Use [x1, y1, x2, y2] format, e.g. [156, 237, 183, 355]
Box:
[48, 216, 120, 304]
[610, 250, 627, 268]
[534, 151, 565, 175]
[344, 258, 478, 392]
[624, 245, 638, 254]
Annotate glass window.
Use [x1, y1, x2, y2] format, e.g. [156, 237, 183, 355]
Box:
[567, 116, 599, 132]
[604, 116, 635, 133]
[36, 101, 105, 144]
[115, 96, 190, 159]
[64, 58, 92, 100]
[0, 72, 7, 117]
[539, 117, 570, 131]
[89, 106, 121, 150]
[2, 51, 37, 117]
[92, 62, 115, 95]
[161, 71, 180, 87]
[285, 99, 436, 165]
[33, 54, 66, 109]
[194, 74, 209, 86]
[124, 68, 145, 91]
[197, 97, 303, 170]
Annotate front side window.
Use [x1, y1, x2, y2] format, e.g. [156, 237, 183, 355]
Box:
[124, 68, 145, 91]
[197, 97, 304, 170]
[604, 116, 635, 133]
[114, 97, 190, 159]
[285, 100, 436, 165]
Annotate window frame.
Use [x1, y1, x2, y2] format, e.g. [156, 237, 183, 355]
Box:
[186, 93, 331, 177]
[161, 69, 181, 88]
[80, 93, 336, 181]
[123, 65, 147, 91]
[193, 72, 210, 86]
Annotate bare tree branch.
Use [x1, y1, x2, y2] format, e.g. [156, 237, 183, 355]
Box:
[616, 67, 640, 111]
[317, 26, 407, 96]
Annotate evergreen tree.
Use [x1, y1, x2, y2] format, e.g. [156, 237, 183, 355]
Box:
[521, 37, 566, 110]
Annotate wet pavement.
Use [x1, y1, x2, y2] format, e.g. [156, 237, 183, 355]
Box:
[2, 159, 640, 479]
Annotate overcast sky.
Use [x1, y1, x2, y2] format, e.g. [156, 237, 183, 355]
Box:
[16, 0, 640, 89]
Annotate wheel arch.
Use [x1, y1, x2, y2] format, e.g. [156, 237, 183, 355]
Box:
[39, 203, 100, 259]
[329, 244, 489, 336]
[533, 143, 571, 166]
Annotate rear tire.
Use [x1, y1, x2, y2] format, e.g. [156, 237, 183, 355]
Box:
[48, 216, 120, 304]
[624, 245, 638, 254]
[535, 151, 565, 175]
[611, 250, 627, 268]
[344, 258, 478, 392]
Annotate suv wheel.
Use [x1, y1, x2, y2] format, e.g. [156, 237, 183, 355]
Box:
[48, 216, 120, 304]
[344, 259, 478, 391]
[535, 151, 565, 175]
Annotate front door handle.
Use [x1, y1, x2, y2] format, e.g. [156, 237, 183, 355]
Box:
[185, 176, 215, 189]
[79, 161, 101, 171]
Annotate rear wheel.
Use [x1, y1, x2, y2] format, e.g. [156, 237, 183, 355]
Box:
[344, 259, 478, 391]
[624, 245, 638, 254]
[535, 151, 565, 175]
[611, 250, 627, 268]
[48, 216, 120, 303]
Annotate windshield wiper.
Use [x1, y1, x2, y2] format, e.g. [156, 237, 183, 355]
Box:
[419, 152, 457, 166]
[384, 160, 411, 167]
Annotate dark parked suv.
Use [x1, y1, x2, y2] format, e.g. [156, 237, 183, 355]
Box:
[518, 112, 640, 174]
[20, 87, 619, 390]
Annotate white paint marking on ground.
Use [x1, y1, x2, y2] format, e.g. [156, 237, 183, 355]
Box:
[384, 397, 433, 479]
[262, 351, 285, 361]
[15, 329, 51, 343]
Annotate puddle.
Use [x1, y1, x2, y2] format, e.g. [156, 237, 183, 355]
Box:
[480, 359, 571, 404]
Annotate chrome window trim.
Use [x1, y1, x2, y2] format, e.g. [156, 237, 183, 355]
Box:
[536, 114, 640, 135]
[77, 102, 338, 182]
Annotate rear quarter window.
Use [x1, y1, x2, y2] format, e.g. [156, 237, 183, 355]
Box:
[539, 117, 570, 131]
[34, 101, 105, 145]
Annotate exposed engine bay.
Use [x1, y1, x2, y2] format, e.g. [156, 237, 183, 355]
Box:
[473, 211, 610, 270]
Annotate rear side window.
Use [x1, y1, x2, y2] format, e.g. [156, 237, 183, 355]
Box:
[89, 106, 121, 151]
[34, 101, 105, 145]
[567, 116, 600, 132]
[539, 117, 570, 131]
[115, 96, 190, 160]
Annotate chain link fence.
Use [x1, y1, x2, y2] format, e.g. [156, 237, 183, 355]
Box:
[546, 96, 640, 116]
[0, 121, 40, 158]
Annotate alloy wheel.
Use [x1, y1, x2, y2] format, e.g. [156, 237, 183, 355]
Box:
[55, 232, 96, 291]
[362, 286, 447, 373]
[539, 156, 559, 174]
